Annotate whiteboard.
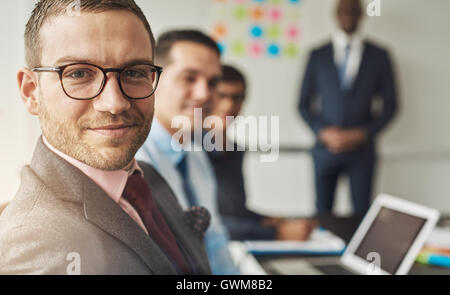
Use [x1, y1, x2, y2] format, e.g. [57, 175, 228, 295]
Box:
[139, 0, 450, 155]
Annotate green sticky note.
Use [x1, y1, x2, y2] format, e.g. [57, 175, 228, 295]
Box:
[288, 9, 301, 22]
[284, 44, 299, 58]
[267, 25, 281, 40]
[231, 40, 246, 56]
[269, 0, 283, 4]
[233, 6, 247, 21]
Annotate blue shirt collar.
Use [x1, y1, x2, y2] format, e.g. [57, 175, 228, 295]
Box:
[149, 118, 185, 165]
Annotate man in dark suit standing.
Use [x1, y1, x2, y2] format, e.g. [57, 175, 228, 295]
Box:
[299, 0, 397, 215]
[0, 0, 210, 274]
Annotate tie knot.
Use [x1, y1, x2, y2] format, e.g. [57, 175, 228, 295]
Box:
[123, 173, 155, 208]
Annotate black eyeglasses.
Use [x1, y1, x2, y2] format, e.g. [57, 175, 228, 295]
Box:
[32, 62, 163, 100]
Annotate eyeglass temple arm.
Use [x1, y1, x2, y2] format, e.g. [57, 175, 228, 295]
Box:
[32, 67, 61, 72]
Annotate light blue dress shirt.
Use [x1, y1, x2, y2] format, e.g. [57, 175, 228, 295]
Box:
[136, 119, 240, 275]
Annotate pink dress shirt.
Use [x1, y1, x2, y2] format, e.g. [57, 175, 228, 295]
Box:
[43, 136, 148, 235]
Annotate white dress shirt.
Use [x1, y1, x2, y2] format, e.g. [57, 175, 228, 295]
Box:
[332, 30, 365, 88]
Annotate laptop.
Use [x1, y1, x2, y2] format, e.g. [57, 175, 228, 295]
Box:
[268, 194, 440, 275]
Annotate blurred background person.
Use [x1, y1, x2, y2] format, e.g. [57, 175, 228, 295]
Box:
[299, 0, 398, 215]
[207, 65, 317, 241]
[136, 30, 240, 275]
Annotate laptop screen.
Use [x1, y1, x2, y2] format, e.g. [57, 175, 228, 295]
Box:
[354, 207, 426, 274]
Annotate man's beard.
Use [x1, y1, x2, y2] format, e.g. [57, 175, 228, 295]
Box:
[39, 100, 152, 171]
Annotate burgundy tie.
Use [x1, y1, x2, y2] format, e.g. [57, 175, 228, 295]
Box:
[123, 172, 190, 274]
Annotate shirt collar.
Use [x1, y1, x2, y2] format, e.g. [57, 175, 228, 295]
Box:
[148, 118, 185, 165]
[332, 29, 363, 49]
[42, 135, 143, 203]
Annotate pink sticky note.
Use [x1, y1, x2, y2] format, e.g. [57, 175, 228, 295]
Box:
[269, 8, 282, 22]
[249, 41, 263, 57]
[286, 26, 300, 41]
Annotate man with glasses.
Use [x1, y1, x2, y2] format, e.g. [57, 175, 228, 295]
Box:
[0, 0, 210, 275]
[207, 65, 317, 241]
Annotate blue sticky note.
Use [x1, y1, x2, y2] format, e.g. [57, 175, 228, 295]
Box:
[217, 42, 226, 54]
[250, 25, 263, 38]
[267, 43, 280, 56]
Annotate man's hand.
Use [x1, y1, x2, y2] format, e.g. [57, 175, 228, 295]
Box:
[319, 127, 367, 154]
[275, 219, 318, 241]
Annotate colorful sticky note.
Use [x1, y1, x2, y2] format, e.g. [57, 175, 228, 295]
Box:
[250, 6, 265, 21]
[267, 25, 281, 40]
[249, 41, 263, 57]
[212, 23, 228, 40]
[231, 40, 246, 56]
[269, 0, 282, 4]
[287, 9, 301, 22]
[233, 6, 248, 21]
[286, 25, 300, 41]
[250, 25, 264, 38]
[268, 8, 283, 22]
[284, 43, 299, 58]
[267, 43, 280, 57]
[213, 6, 228, 19]
[217, 42, 226, 54]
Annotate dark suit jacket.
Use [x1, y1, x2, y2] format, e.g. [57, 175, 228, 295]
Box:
[0, 137, 210, 274]
[207, 147, 277, 241]
[299, 40, 397, 149]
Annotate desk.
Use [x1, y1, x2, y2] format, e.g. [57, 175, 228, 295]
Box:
[256, 214, 450, 275]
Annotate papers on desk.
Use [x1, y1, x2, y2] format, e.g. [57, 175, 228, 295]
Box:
[228, 242, 268, 275]
[416, 226, 450, 268]
[425, 226, 450, 250]
[244, 229, 346, 256]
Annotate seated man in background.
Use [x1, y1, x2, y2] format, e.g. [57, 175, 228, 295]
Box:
[206, 65, 317, 241]
[136, 30, 240, 274]
[0, 0, 210, 275]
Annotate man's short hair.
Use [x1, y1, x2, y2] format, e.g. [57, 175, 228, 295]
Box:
[220, 65, 247, 100]
[25, 0, 155, 68]
[155, 29, 221, 66]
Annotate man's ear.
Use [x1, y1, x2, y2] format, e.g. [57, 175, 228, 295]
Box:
[17, 67, 40, 116]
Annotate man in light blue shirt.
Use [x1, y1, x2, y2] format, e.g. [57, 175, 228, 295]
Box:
[136, 30, 239, 274]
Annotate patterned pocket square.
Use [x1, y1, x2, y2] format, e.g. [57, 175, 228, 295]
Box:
[183, 206, 211, 239]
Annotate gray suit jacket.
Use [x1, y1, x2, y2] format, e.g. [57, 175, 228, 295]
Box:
[0, 137, 211, 275]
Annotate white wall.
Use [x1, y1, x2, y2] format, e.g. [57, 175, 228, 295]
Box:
[1, 0, 450, 216]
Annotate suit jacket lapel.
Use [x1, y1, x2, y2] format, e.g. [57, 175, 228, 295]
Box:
[30, 137, 178, 274]
[349, 41, 370, 94]
[82, 179, 177, 274]
[325, 43, 343, 94]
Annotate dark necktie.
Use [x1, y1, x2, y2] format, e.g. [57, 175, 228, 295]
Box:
[176, 155, 198, 207]
[123, 172, 190, 274]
